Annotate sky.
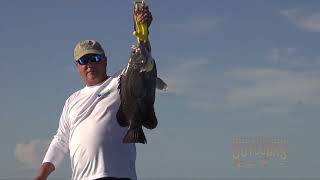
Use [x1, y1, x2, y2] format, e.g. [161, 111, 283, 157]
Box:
[0, 0, 320, 179]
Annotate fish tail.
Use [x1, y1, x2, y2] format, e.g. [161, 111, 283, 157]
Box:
[123, 127, 147, 144]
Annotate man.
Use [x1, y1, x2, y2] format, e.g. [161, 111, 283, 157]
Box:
[35, 8, 153, 180]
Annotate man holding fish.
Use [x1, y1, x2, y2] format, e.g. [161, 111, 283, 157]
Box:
[35, 2, 166, 180]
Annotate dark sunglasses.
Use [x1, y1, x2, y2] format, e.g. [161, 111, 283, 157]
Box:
[76, 54, 103, 65]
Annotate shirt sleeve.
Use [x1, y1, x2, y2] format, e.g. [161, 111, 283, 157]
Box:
[42, 100, 71, 168]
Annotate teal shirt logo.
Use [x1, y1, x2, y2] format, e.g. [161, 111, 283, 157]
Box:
[98, 88, 113, 98]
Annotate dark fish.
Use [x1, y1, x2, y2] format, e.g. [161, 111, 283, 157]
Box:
[117, 44, 164, 144]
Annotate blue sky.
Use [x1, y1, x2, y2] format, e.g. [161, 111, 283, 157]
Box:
[0, 0, 320, 179]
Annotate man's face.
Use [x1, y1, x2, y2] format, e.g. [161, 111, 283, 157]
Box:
[75, 53, 107, 86]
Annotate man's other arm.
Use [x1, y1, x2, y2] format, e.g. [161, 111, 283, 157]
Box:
[34, 162, 55, 180]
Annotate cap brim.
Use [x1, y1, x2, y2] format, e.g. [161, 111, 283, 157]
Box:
[74, 49, 104, 61]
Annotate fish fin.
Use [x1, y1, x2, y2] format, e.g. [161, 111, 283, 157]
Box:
[116, 106, 129, 127]
[142, 110, 158, 129]
[156, 77, 168, 90]
[123, 127, 147, 144]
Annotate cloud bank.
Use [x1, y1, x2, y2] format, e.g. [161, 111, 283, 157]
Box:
[224, 68, 320, 112]
[162, 54, 320, 113]
[267, 48, 320, 68]
[280, 9, 320, 32]
[14, 139, 51, 170]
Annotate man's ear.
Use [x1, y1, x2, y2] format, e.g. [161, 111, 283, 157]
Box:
[102, 56, 107, 65]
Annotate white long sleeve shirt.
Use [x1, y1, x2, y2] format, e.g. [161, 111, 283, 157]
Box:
[43, 71, 137, 180]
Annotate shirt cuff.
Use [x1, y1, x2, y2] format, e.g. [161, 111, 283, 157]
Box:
[42, 144, 66, 168]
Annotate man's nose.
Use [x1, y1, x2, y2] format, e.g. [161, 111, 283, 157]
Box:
[87, 60, 95, 67]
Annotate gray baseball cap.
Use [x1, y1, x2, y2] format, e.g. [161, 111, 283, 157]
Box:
[74, 40, 105, 61]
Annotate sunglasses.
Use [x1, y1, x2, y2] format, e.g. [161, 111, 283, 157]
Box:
[76, 54, 103, 65]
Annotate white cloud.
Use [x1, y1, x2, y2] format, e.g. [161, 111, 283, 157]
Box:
[267, 48, 320, 68]
[269, 47, 301, 64]
[163, 57, 210, 95]
[161, 56, 227, 112]
[224, 68, 320, 112]
[169, 16, 223, 34]
[14, 139, 50, 170]
[280, 9, 320, 32]
[162, 55, 320, 113]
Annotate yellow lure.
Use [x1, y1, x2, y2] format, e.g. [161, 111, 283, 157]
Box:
[133, 0, 148, 44]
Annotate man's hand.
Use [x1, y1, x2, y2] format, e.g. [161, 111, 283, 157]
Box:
[134, 3, 153, 51]
[135, 5, 153, 28]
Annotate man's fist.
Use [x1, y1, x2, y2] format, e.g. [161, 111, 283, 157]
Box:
[135, 5, 153, 28]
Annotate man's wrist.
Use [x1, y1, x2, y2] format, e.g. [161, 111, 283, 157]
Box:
[35, 162, 55, 180]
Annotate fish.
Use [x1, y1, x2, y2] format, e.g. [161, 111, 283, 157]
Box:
[117, 44, 167, 144]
